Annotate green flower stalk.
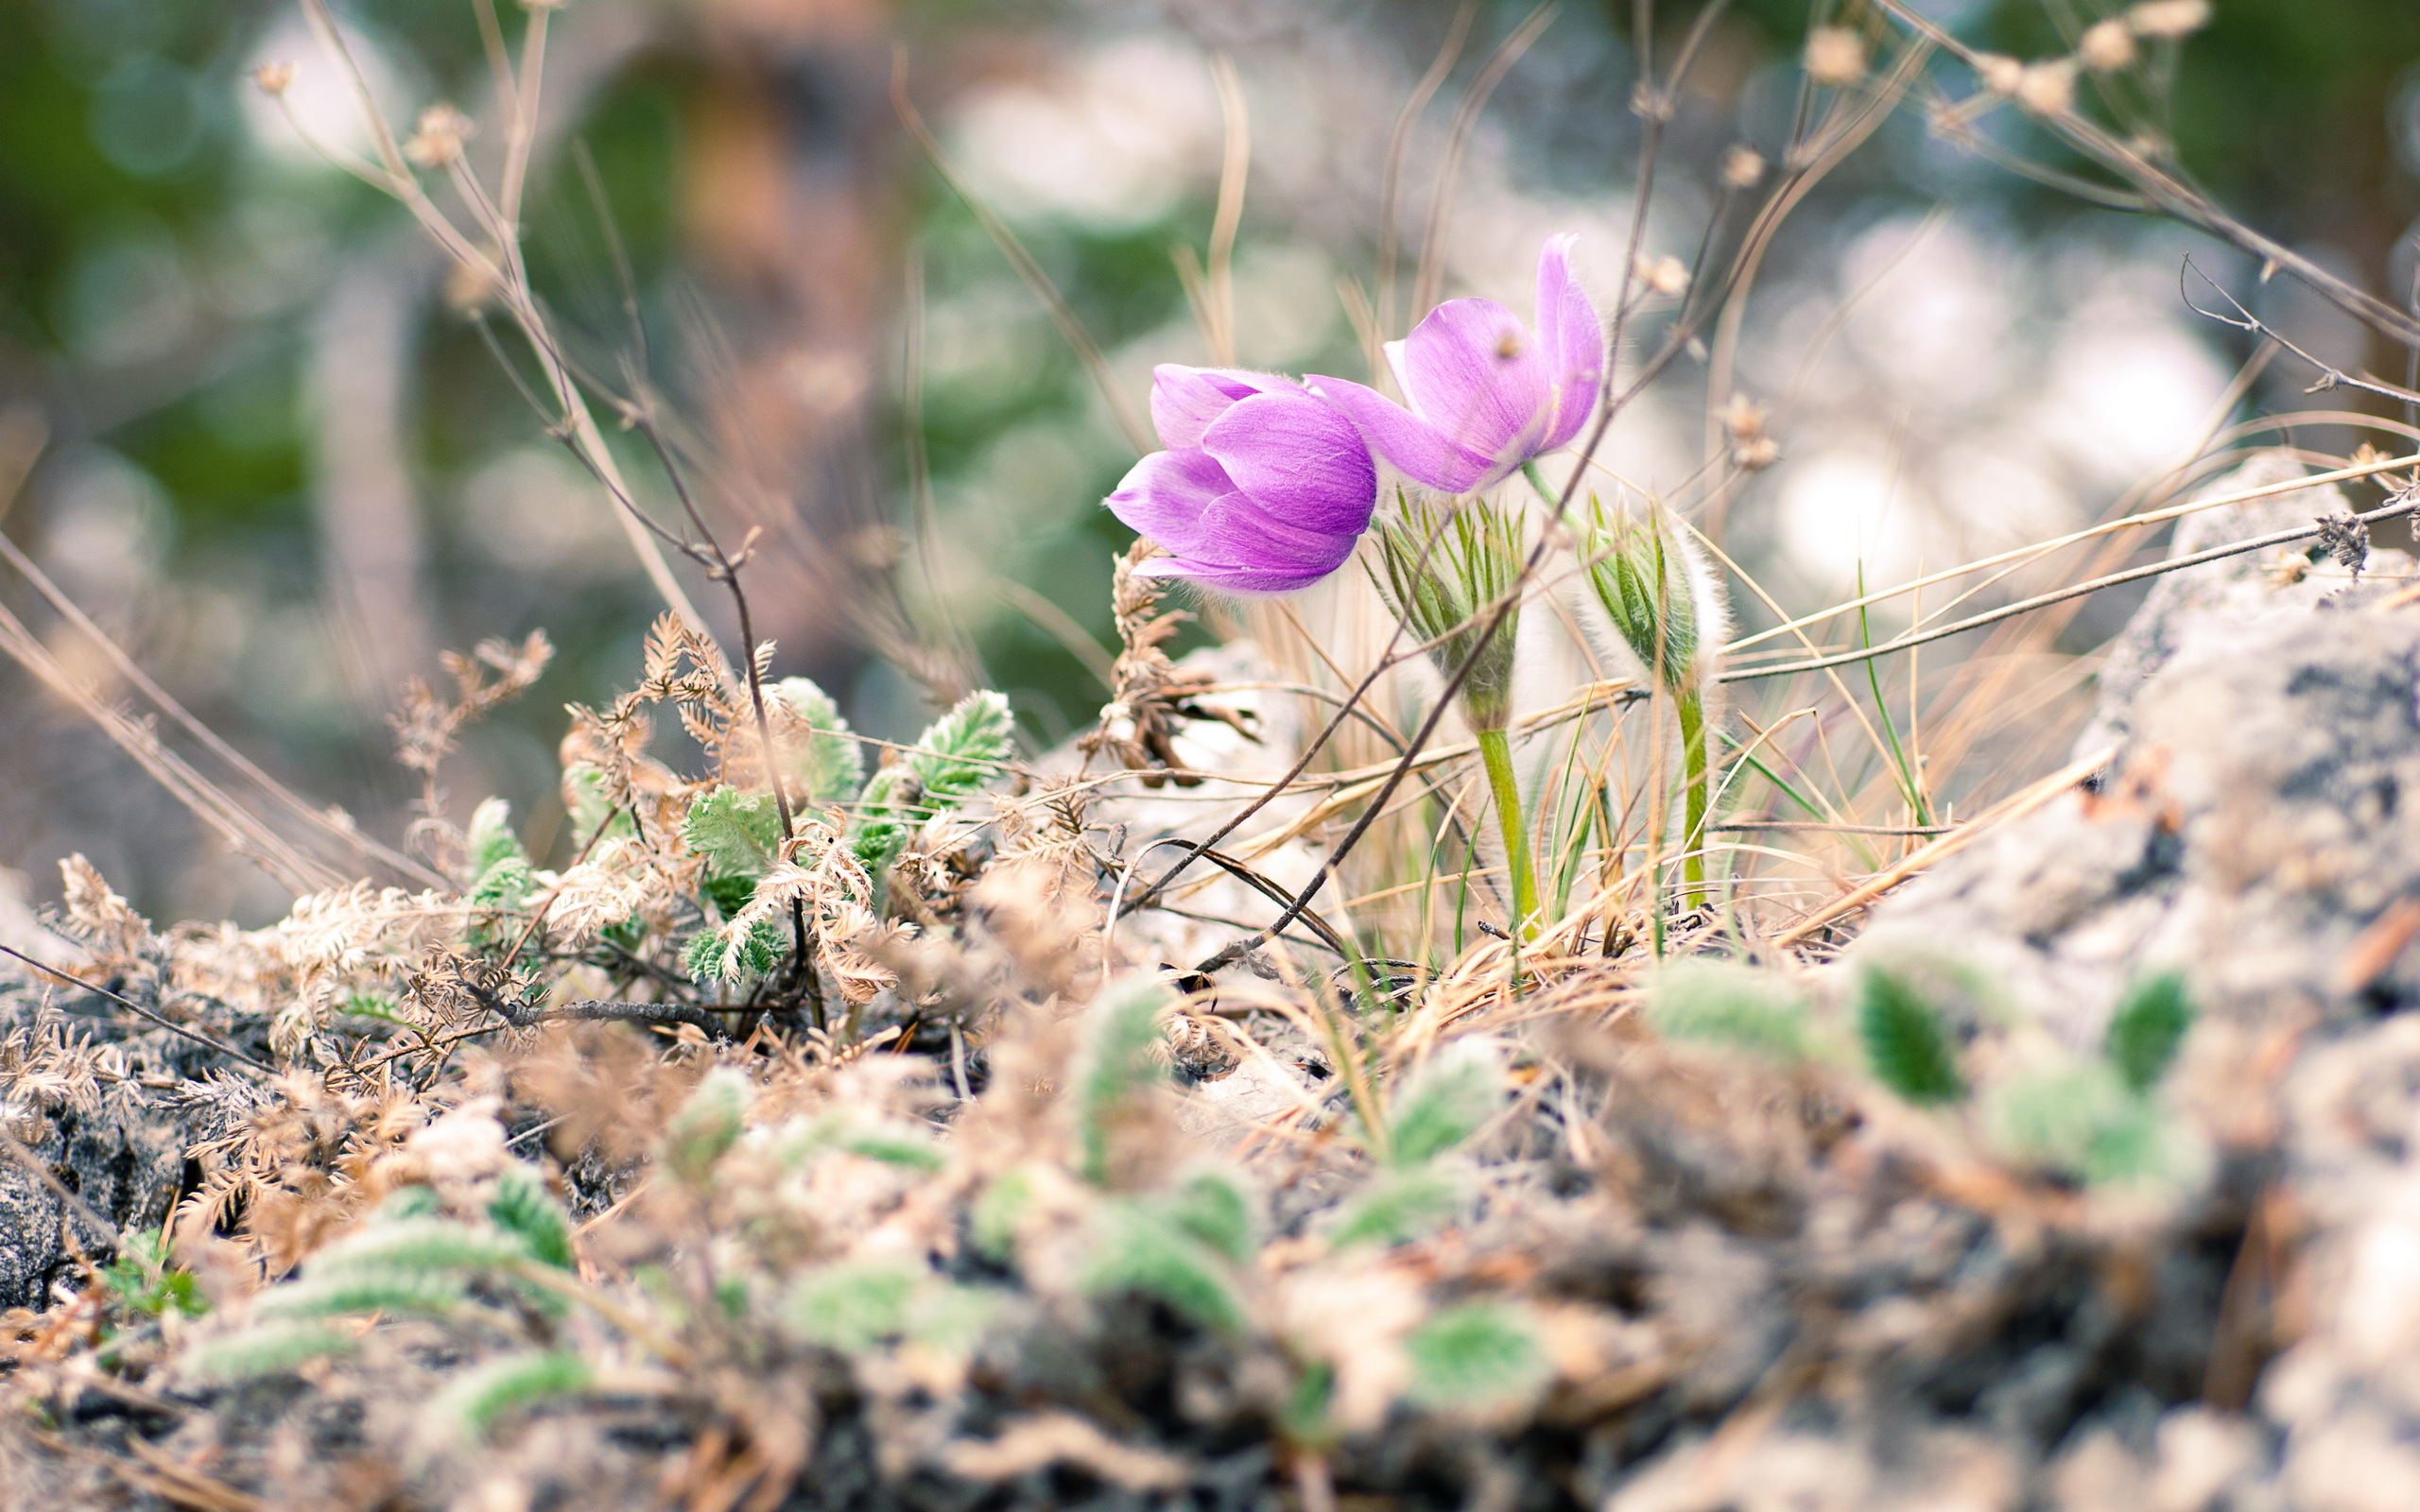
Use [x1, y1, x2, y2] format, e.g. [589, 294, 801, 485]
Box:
[1578, 493, 1726, 909]
[1369, 487, 1539, 938]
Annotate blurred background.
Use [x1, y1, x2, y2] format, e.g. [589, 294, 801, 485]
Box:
[1, 0, 2416, 923]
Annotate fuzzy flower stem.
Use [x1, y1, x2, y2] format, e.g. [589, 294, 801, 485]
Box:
[1675, 688, 1710, 909]
[1475, 726, 1540, 940]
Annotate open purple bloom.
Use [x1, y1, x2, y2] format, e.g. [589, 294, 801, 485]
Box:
[1310, 234, 1603, 494]
[1106, 365, 1379, 594]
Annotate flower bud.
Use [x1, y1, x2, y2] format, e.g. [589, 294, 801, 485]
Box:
[1804, 26, 1868, 87]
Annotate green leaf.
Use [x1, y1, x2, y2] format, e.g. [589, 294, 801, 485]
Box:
[683, 917, 787, 987]
[466, 797, 526, 879]
[487, 1163, 575, 1271]
[1075, 977, 1172, 1187]
[562, 763, 631, 849]
[665, 1068, 752, 1183]
[1080, 1198, 1243, 1332]
[1326, 1165, 1463, 1249]
[308, 1218, 539, 1279]
[373, 1185, 442, 1223]
[1167, 1169, 1258, 1264]
[184, 1321, 357, 1383]
[777, 677, 865, 806]
[251, 1269, 468, 1321]
[1858, 964, 1965, 1105]
[1404, 1302, 1548, 1411]
[683, 787, 784, 881]
[423, 1349, 591, 1443]
[1986, 1057, 2192, 1190]
[972, 1167, 1037, 1262]
[2105, 971, 2193, 1093]
[1648, 960, 1809, 1062]
[785, 1261, 920, 1353]
[1384, 1050, 1502, 1166]
[99, 1228, 208, 1319]
[851, 690, 1014, 874]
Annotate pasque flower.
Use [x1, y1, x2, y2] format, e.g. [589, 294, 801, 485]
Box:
[1105, 366, 1379, 594]
[1311, 235, 1603, 494]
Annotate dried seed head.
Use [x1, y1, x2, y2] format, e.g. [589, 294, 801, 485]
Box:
[403, 103, 475, 168]
[445, 254, 502, 314]
[2128, 0, 2212, 39]
[2079, 19, 2138, 72]
[1634, 253, 1690, 298]
[252, 60, 297, 96]
[1804, 26, 1868, 87]
[2262, 549, 2310, 590]
[1733, 437, 1782, 472]
[1973, 53, 2027, 96]
[1720, 394, 1767, 443]
[1720, 145, 1765, 190]
[2014, 60, 2079, 116]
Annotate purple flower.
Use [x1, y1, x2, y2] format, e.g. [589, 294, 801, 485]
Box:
[1310, 235, 1603, 494]
[1106, 366, 1379, 594]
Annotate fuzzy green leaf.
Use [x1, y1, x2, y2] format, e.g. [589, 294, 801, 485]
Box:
[308, 1217, 539, 1279]
[2105, 971, 2193, 1093]
[1858, 965, 1965, 1105]
[1582, 497, 1698, 693]
[1327, 1165, 1463, 1249]
[1649, 960, 1809, 1062]
[851, 690, 1014, 874]
[1384, 1050, 1502, 1166]
[1404, 1302, 1549, 1411]
[251, 1269, 468, 1321]
[785, 1261, 919, 1353]
[1167, 1169, 1259, 1264]
[1986, 1058, 2193, 1189]
[1075, 977, 1172, 1187]
[1080, 1198, 1244, 1332]
[487, 1163, 575, 1271]
[184, 1321, 357, 1383]
[972, 1167, 1037, 1262]
[466, 797, 526, 879]
[777, 677, 865, 806]
[683, 788, 784, 881]
[665, 1067, 752, 1183]
[423, 1349, 591, 1443]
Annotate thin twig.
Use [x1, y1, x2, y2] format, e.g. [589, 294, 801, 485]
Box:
[0, 943, 270, 1073]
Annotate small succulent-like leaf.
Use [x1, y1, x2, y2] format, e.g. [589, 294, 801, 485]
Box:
[1858, 964, 1965, 1105]
[2105, 971, 2193, 1093]
[1403, 1302, 1548, 1411]
[486, 1162, 575, 1271]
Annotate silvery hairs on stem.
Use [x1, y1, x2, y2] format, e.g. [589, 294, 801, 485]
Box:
[1366, 484, 1527, 733]
[1573, 492, 1728, 707]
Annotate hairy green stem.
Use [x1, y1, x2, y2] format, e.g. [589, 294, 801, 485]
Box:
[1476, 727, 1539, 940]
[1675, 690, 1709, 909]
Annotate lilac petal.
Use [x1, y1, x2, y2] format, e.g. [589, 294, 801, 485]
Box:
[1393, 297, 1553, 473]
[1532, 234, 1604, 452]
[1108, 448, 1358, 578]
[1200, 390, 1376, 538]
[1132, 547, 1352, 596]
[1150, 366, 1286, 449]
[1305, 375, 1495, 494]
